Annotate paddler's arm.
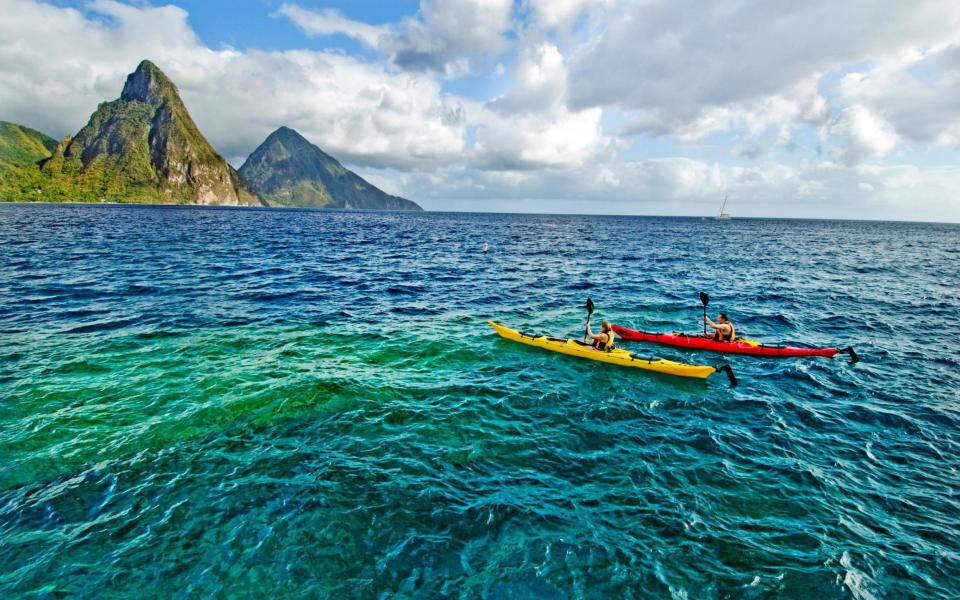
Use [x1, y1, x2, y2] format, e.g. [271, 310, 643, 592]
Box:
[585, 328, 611, 344]
[704, 317, 731, 336]
[584, 322, 600, 340]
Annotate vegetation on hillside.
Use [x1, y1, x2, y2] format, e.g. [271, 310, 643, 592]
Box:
[239, 126, 421, 210]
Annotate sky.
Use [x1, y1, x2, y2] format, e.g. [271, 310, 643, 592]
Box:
[2, 0, 960, 221]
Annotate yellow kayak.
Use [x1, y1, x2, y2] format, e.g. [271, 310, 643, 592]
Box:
[489, 321, 737, 384]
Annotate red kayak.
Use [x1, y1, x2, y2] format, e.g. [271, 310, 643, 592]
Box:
[611, 325, 858, 361]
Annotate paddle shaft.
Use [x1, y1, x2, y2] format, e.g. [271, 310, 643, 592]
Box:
[700, 291, 709, 337]
[584, 298, 595, 342]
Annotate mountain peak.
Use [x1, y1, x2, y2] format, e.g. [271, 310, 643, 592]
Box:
[239, 128, 421, 210]
[266, 126, 312, 148]
[272, 126, 300, 138]
[120, 60, 180, 105]
[263, 127, 346, 170]
[35, 61, 261, 206]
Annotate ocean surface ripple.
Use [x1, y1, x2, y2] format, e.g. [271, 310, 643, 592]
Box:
[1, 205, 959, 598]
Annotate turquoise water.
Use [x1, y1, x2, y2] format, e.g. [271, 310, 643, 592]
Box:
[1, 205, 958, 598]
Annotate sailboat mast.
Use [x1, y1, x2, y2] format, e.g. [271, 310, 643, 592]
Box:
[717, 194, 731, 219]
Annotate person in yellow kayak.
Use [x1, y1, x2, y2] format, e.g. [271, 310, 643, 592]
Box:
[586, 320, 616, 351]
[705, 313, 735, 342]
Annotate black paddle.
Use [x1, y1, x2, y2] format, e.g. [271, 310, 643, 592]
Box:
[716, 364, 738, 387]
[840, 346, 859, 363]
[584, 297, 595, 342]
[700, 291, 709, 336]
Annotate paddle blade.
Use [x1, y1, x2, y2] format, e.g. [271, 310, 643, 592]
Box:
[841, 346, 859, 363]
[700, 291, 709, 307]
[716, 364, 738, 387]
[586, 297, 595, 316]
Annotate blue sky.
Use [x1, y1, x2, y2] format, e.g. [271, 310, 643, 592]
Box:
[3, 0, 960, 221]
[45, 1, 419, 52]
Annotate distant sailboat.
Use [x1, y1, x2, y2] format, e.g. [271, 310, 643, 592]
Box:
[717, 195, 731, 220]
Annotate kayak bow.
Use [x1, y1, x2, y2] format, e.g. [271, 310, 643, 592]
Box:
[611, 325, 858, 362]
[489, 321, 737, 385]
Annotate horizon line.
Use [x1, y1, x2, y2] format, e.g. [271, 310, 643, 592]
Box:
[3, 201, 958, 226]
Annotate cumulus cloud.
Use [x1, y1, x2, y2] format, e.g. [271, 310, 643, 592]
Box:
[471, 104, 607, 170]
[386, 0, 513, 73]
[475, 42, 610, 170]
[174, 50, 470, 168]
[826, 105, 898, 165]
[488, 43, 567, 115]
[833, 41, 960, 150]
[622, 77, 827, 149]
[567, 0, 960, 142]
[280, 0, 513, 76]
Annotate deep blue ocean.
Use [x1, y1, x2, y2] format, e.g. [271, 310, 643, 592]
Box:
[1, 204, 958, 598]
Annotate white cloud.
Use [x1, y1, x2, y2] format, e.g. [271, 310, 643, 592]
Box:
[528, 0, 614, 31]
[472, 104, 607, 170]
[827, 105, 898, 165]
[400, 158, 960, 221]
[567, 0, 960, 142]
[833, 41, 960, 150]
[386, 0, 513, 73]
[471, 42, 610, 170]
[280, 0, 514, 76]
[489, 42, 567, 115]
[193, 51, 468, 169]
[276, 4, 388, 48]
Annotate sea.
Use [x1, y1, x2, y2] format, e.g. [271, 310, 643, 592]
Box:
[1, 204, 958, 598]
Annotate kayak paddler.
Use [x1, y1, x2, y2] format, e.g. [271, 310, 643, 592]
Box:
[586, 320, 616, 351]
[704, 313, 735, 342]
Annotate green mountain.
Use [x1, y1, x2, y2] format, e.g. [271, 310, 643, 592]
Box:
[15, 60, 260, 205]
[0, 122, 59, 201]
[0, 121, 57, 165]
[238, 127, 421, 210]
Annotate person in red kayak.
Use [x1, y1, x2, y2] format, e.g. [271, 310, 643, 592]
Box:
[586, 320, 616, 351]
[705, 313, 735, 342]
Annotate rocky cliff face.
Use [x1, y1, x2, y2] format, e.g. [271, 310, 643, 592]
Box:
[238, 127, 421, 210]
[39, 61, 260, 205]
